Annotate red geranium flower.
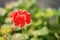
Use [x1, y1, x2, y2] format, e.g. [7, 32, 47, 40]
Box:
[10, 10, 31, 28]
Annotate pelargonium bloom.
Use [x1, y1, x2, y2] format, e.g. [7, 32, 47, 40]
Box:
[9, 10, 31, 28]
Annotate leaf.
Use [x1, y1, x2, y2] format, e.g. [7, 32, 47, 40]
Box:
[32, 27, 49, 36]
[11, 33, 29, 40]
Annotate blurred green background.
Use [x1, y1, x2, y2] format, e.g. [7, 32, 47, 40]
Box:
[0, 0, 60, 40]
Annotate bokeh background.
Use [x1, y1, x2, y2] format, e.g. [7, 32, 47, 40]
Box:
[0, 0, 60, 40]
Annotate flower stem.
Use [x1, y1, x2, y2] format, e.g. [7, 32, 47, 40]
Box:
[11, 28, 16, 40]
[22, 29, 25, 40]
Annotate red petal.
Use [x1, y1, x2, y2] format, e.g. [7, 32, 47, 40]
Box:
[24, 11, 30, 15]
[9, 10, 31, 28]
[26, 18, 31, 24]
[14, 23, 19, 26]
[10, 13, 13, 18]
[10, 17, 13, 23]
[19, 16, 25, 28]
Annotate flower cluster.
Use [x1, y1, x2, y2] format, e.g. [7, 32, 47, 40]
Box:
[10, 10, 31, 28]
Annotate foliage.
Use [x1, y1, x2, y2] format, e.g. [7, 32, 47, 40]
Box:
[0, 0, 60, 40]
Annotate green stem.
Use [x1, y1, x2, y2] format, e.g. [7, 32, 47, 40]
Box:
[11, 28, 16, 40]
[22, 29, 25, 40]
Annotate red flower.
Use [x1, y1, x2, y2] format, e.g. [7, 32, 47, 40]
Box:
[10, 10, 31, 28]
